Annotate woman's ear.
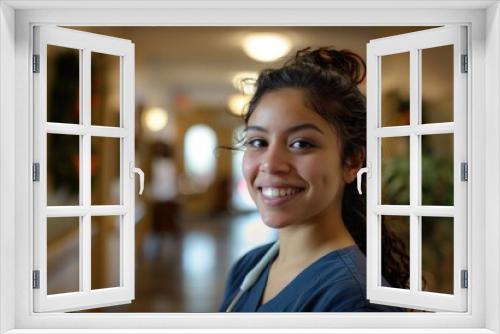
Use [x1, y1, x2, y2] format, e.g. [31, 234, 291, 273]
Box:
[343, 147, 366, 184]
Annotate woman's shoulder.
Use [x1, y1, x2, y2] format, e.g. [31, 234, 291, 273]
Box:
[310, 245, 366, 285]
[301, 245, 404, 312]
[294, 246, 365, 310]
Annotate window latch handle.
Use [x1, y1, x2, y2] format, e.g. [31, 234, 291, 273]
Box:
[130, 162, 145, 195]
[356, 163, 371, 195]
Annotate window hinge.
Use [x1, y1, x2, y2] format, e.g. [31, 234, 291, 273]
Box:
[461, 54, 468, 73]
[33, 163, 40, 182]
[33, 55, 40, 73]
[33, 270, 40, 289]
[461, 162, 468, 181]
[461, 269, 468, 289]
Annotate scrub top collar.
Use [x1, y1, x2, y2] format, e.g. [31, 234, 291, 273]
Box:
[248, 244, 359, 312]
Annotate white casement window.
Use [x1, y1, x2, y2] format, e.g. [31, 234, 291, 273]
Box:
[365, 26, 468, 312]
[2, 2, 500, 333]
[32, 26, 142, 312]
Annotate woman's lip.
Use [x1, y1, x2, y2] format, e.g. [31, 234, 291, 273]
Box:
[256, 185, 305, 190]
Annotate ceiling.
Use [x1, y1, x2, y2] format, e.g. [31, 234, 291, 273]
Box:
[73, 26, 429, 111]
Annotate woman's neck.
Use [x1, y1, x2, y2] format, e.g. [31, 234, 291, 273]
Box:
[275, 216, 355, 267]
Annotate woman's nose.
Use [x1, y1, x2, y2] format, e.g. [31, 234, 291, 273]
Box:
[258, 147, 291, 174]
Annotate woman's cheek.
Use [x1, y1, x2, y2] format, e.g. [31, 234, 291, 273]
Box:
[241, 153, 250, 180]
[301, 161, 336, 195]
[299, 160, 322, 183]
[242, 153, 257, 189]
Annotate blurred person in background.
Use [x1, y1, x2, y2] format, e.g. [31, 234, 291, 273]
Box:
[148, 142, 181, 258]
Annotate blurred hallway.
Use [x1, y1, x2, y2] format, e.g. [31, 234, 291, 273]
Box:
[43, 26, 454, 313]
[90, 211, 276, 312]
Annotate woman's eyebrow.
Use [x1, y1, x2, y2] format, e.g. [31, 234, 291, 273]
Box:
[286, 123, 324, 135]
[244, 125, 266, 133]
[244, 123, 324, 135]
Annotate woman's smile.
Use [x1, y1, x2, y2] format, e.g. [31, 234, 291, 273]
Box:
[258, 185, 306, 206]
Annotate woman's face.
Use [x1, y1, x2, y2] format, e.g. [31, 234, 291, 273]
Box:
[242, 88, 357, 229]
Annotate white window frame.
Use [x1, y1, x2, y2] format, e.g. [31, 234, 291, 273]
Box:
[0, 1, 499, 333]
[33, 26, 136, 312]
[366, 26, 468, 312]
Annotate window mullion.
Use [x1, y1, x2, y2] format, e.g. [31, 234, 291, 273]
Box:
[409, 48, 422, 293]
[121, 49, 134, 290]
[80, 48, 91, 293]
[375, 205, 454, 216]
[374, 122, 454, 137]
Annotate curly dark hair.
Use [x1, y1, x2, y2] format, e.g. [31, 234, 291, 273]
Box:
[241, 46, 410, 291]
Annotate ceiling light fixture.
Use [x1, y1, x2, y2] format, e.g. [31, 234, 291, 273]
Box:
[227, 94, 252, 116]
[242, 33, 292, 62]
[142, 107, 168, 132]
[232, 71, 258, 95]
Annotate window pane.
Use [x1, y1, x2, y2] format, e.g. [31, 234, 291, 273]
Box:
[47, 217, 80, 294]
[381, 137, 410, 205]
[421, 134, 453, 206]
[381, 52, 410, 127]
[422, 217, 454, 294]
[381, 215, 410, 289]
[91, 216, 121, 289]
[47, 134, 80, 206]
[421, 45, 454, 124]
[91, 52, 121, 127]
[47, 45, 80, 124]
[91, 136, 121, 205]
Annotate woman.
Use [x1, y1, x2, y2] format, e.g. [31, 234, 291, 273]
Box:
[219, 47, 408, 312]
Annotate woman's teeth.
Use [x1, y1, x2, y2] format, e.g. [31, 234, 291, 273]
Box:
[261, 187, 303, 199]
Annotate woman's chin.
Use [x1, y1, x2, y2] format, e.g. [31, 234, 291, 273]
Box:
[260, 214, 295, 229]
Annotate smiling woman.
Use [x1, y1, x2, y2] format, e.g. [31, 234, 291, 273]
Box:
[219, 47, 409, 312]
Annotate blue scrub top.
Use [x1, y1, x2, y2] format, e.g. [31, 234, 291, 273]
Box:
[219, 242, 404, 312]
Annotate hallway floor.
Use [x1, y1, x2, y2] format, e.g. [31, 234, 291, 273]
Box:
[90, 210, 277, 313]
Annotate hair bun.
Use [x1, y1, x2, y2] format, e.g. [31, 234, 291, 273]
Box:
[293, 47, 366, 85]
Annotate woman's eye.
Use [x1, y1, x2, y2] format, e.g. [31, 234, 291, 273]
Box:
[245, 138, 267, 148]
[290, 140, 314, 149]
